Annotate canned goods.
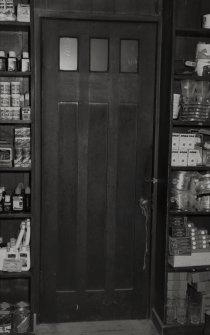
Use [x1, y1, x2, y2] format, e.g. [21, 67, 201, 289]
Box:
[11, 82, 20, 95]
[0, 82, 10, 95]
[0, 94, 10, 107]
[11, 94, 20, 107]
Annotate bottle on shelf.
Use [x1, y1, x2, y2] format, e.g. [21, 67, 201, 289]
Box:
[0, 187, 5, 213]
[7, 51, 17, 72]
[0, 51, 7, 71]
[4, 194, 11, 213]
[21, 52, 30, 72]
[19, 218, 30, 271]
[12, 183, 24, 212]
[24, 186, 31, 213]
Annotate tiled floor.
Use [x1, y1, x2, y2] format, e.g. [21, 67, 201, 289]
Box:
[36, 319, 158, 335]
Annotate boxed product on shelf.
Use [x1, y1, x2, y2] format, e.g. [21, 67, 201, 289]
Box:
[0, 0, 15, 21]
[13, 127, 31, 168]
[171, 132, 203, 166]
[167, 288, 187, 299]
[21, 107, 31, 121]
[0, 107, 21, 120]
[169, 236, 191, 255]
[17, 4, 30, 22]
[191, 272, 210, 283]
[0, 140, 12, 167]
[168, 280, 188, 291]
[169, 252, 210, 267]
[168, 272, 189, 281]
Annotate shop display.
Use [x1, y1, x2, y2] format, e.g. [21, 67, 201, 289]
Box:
[0, 2, 33, 332]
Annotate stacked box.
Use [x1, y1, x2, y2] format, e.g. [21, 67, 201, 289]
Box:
[188, 271, 210, 322]
[14, 127, 31, 168]
[171, 133, 203, 166]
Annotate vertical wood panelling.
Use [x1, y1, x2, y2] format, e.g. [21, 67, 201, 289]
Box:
[115, 104, 137, 288]
[86, 103, 108, 290]
[57, 102, 78, 291]
[41, 19, 157, 321]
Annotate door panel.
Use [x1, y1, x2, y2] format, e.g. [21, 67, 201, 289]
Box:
[40, 18, 157, 322]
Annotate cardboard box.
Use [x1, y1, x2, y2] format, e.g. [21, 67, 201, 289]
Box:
[169, 252, 210, 267]
[171, 150, 179, 166]
[172, 133, 180, 150]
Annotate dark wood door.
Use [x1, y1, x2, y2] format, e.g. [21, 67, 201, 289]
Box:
[40, 18, 157, 322]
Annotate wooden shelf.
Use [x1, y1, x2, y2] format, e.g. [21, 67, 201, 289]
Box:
[174, 74, 210, 81]
[176, 27, 210, 37]
[171, 166, 210, 171]
[0, 271, 32, 279]
[168, 264, 210, 272]
[173, 120, 210, 127]
[0, 213, 31, 219]
[0, 120, 31, 125]
[169, 210, 210, 216]
[0, 167, 31, 172]
[0, 71, 31, 77]
[0, 21, 30, 32]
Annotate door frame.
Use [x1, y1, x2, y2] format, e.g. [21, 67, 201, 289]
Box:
[33, 9, 162, 323]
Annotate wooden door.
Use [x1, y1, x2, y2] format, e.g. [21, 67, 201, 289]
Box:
[40, 18, 157, 322]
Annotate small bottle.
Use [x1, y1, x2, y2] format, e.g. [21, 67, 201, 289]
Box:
[0, 187, 5, 213]
[4, 194, 11, 213]
[24, 186, 31, 212]
[8, 51, 17, 72]
[21, 52, 30, 72]
[0, 51, 7, 71]
[12, 183, 24, 212]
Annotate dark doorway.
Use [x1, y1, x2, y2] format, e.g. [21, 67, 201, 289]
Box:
[40, 18, 157, 322]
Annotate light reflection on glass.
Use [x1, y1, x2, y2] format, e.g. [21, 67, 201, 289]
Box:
[60, 37, 78, 71]
[121, 39, 139, 73]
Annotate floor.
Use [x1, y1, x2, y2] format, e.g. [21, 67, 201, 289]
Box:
[36, 319, 158, 335]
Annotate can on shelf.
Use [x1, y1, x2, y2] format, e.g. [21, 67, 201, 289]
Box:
[11, 94, 20, 107]
[0, 94, 10, 107]
[11, 82, 21, 95]
[0, 82, 10, 95]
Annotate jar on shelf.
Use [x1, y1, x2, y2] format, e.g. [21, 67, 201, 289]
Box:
[166, 299, 176, 324]
[176, 299, 187, 325]
[12, 301, 30, 334]
[21, 52, 30, 72]
[8, 51, 17, 72]
[0, 51, 7, 71]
